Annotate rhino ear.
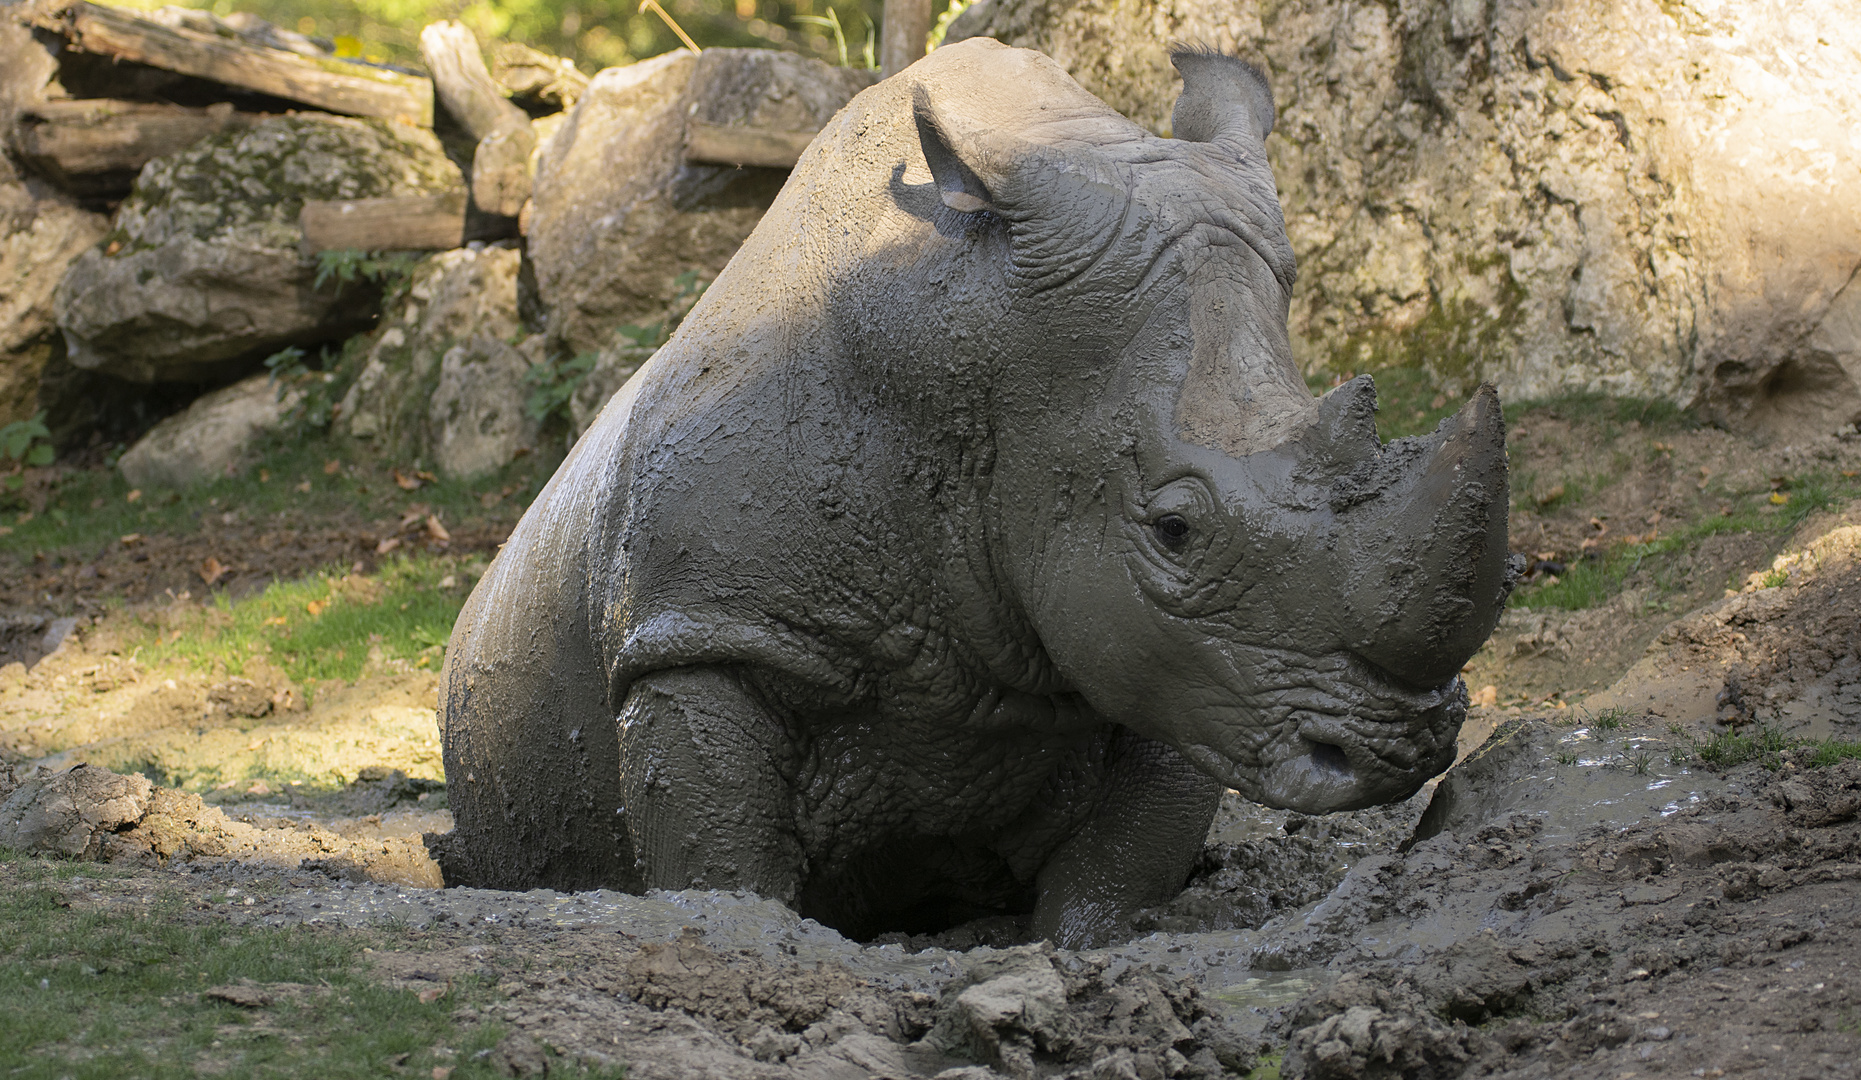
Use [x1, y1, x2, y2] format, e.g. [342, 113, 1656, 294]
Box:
[914, 86, 998, 214]
[1169, 45, 1274, 144]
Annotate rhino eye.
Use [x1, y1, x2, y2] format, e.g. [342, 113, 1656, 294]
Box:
[1153, 514, 1190, 550]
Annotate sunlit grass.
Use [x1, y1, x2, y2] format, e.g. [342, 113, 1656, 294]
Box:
[125, 555, 475, 687]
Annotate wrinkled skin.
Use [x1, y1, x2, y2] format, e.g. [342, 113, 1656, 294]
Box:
[432, 40, 1514, 948]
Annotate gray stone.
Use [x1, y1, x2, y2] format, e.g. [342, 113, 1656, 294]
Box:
[117, 372, 301, 488]
[528, 47, 874, 357]
[0, 13, 105, 426]
[0, 763, 153, 860]
[0, 170, 107, 426]
[336, 244, 536, 477]
[428, 333, 539, 481]
[54, 114, 462, 383]
[948, 0, 1861, 435]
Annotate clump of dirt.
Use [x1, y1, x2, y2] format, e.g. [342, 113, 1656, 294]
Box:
[621, 931, 888, 1061]
[0, 760, 443, 886]
[1280, 972, 1485, 1080]
[923, 942, 1254, 1079]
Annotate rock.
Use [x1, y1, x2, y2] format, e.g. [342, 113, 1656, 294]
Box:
[0, 763, 154, 859]
[0, 171, 107, 426]
[54, 114, 462, 383]
[428, 333, 538, 480]
[948, 0, 1861, 434]
[116, 371, 300, 488]
[528, 48, 874, 357]
[490, 1031, 550, 1077]
[336, 243, 538, 475]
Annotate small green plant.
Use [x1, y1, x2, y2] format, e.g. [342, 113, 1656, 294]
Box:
[1668, 745, 1690, 767]
[2, 411, 55, 496]
[525, 271, 709, 426]
[1590, 706, 1627, 740]
[263, 345, 347, 430]
[1756, 567, 1789, 589]
[1806, 739, 1861, 768]
[1556, 750, 1579, 766]
[1628, 748, 1654, 775]
[796, 5, 876, 68]
[1695, 724, 1794, 770]
[524, 350, 599, 424]
[313, 248, 419, 296]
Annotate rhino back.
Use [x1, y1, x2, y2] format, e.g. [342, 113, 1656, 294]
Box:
[583, 41, 1130, 710]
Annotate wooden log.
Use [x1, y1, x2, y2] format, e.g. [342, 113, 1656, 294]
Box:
[419, 21, 534, 218]
[684, 121, 819, 169]
[300, 192, 465, 254]
[28, 1, 432, 126]
[880, 0, 932, 78]
[13, 99, 263, 195]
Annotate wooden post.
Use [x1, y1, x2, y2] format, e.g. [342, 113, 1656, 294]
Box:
[419, 21, 535, 219]
[879, 0, 932, 78]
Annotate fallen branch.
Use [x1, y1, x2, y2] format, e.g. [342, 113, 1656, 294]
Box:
[27, 0, 433, 126]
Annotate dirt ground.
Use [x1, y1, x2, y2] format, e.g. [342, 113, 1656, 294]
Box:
[3, 415, 1861, 1078]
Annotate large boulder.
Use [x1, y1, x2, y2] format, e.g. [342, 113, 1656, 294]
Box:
[116, 371, 299, 488]
[528, 48, 874, 358]
[337, 243, 540, 478]
[948, 0, 1861, 435]
[0, 5, 105, 427]
[54, 114, 462, 383]
[0, 168, 106, 427]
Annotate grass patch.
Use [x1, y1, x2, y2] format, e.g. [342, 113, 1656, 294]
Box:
[0, 851, 576, 1080]
[126, 555, 474, 687]
[1805, 740, 1861, 768]
[0, 436, 552, 563]
[1513, 467, 1861, 611]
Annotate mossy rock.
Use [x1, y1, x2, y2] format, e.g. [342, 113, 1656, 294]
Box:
[53, 115, 462, 384]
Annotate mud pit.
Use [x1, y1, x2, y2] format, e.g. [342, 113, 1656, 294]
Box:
[5, 431, 1861, 1077]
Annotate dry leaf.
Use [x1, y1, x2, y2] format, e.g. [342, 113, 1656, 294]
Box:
[393, 469, 423, 491]
[416, 983, 448, 1004]
[1473, 684, 1499, 708]
[295, 480, 312, 493]
[376, 537, 403, 555]
[432, 1068, 452, 1080]
[246, 780, 271, 795]
[126, 489, 142, 503]
[306, 599, 328, 617]
[199, 556, 228, 586]
[324, 459, 342, 475]
[264, 615, 288, 627]
[416, 470, 437, 483]
[120, 533, 143, 546]
[0, 526, 10, 537]
[425, 515, 451, 543]
[399, 506, 429, 530]
[1770, 491, 1790, 505]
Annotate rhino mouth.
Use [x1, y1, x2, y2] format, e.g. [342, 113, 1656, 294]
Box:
[1253, 681, 1464, 812]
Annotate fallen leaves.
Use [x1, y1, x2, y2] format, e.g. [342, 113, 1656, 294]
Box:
[125, 488, 141, 503]
[425, 515, 450, 544]
[305, 599, 328, 617]
[416, 983, 448, 1004]
[392, 467, 440, 491]
[199, 556, 228, 586]
[323, 459, 342, 475]
[119, 533, 143, 546]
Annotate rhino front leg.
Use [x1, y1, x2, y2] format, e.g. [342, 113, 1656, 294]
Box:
[1031, 730, 1221, 949]
[618, 666, 803, 901]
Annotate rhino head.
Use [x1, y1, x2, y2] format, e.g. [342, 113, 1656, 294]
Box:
[913, 44, 1514, 813]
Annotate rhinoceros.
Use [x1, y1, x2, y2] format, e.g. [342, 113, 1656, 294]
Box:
[430, 38, 1513, 948]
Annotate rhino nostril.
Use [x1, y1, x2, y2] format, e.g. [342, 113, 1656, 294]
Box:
[1308, 741, 1352, 777]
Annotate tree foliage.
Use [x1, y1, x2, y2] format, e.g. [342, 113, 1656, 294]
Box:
[110, 0, 959, 74]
